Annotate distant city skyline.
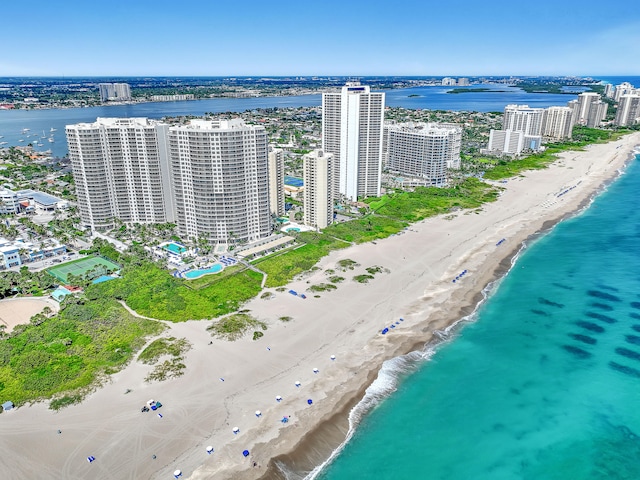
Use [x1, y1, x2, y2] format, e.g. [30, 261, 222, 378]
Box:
[1, 0, 639, 77]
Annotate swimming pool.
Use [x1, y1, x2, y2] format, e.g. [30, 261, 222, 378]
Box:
[286, 227, 301, 232]
[162, 242, 187, 254]
[183, 263, 223, 279]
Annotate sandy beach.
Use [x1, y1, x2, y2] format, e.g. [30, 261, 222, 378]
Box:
[0, 297, 60, 333]
[0, 132, 638, 480]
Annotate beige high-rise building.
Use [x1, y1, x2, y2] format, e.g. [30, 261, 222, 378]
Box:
[168, 119, 271, 246]
[586, 101, 608, 128]
[614, 94, 640, 126]
[503, 105, 544, 136]
[322, 83, 385, 202]
[572, 92, 607, 127]
[303, 150, 333, 229]
[66, 117, 173, 231]
[487, 129, 525, 155]
[385, 122, 462, 186]
[98, 83, 132, 102]
[614, 82, 636, 102]
[268, 146, 285, 216]
[542, 106, 575, 140]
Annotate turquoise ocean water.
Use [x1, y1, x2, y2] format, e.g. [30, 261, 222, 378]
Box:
[316, 153, 640, 480]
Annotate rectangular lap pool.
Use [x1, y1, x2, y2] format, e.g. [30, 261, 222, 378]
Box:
[162, 242, 187, 254]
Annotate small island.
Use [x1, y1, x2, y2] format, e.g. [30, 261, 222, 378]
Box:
[447, 88, 499, 94]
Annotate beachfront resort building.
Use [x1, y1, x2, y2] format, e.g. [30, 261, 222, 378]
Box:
[604, 83, 614, 99]
[569, 92, 607, 128]
[268, 146, 285, 216]
[168, 119, 271, 246]
[487, 130, 526, 156]
[98, 83, 132, 102]
[322, 82, 385, 202]
[66, 117, 175, 231]
[614, 94, 640, 127]
[541, 106, 575, 141]
[384, 122, 462, 186]
[487, 105, 544, 155]
[303, 150, 333, 229]
[613, 82, 637, 102]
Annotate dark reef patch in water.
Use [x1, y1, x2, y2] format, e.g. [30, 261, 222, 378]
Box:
[625, 335, 640, 346]
[632, 325, 640, 334]
[586, 312, 617, 324]
[590, 302, 614, 311]
[616, 347, 640, 362]
[629, 313, 640, 320]
[538, 297, 564, 308]
[568, 333, 597, 345]
[552, 282, 573, 290]
[631, 302, 640, 310]
[587, 290, 621, 302]
[597, 284, 619, 292]
[562, 345, 592, 359]
[530, 309, 550, 317]
[609, 361, 640, 378]
[575, 321, 605, 333]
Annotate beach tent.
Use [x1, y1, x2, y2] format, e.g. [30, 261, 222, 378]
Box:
[255, 410, 262, 417]
[174, 469, 182, 478]
[2, 401, 14, 411]
[233, 427, 240, 434]
[243, 450, 250, 457]
[307, 399, 313, 405]
[206, 446, 214, 454]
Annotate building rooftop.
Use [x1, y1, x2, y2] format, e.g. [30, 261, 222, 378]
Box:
[16, 189, 62, 207]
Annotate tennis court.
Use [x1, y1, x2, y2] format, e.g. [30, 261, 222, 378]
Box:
[47, 256, 120, 283]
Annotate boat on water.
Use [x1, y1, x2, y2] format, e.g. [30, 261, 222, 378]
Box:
[50, 127, 57, 132]
[21, 128, 30, 133]
[0, 142, 7, 145]
[48, 137, 54, 143]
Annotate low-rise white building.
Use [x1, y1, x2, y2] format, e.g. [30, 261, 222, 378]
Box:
[0, 237, 67, 268]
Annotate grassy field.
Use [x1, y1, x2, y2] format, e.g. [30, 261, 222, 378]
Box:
[92, 262, 263, 321]
[0, 297, 163, 407]
[367, 177, 500, 221]
[252, 232, 351, 287]
[47, 256, 120, 283]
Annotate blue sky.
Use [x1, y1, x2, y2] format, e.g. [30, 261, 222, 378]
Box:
[1, 0, 639, 76]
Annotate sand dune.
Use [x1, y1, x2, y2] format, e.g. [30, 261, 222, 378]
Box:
[0, 133, 638, 480]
